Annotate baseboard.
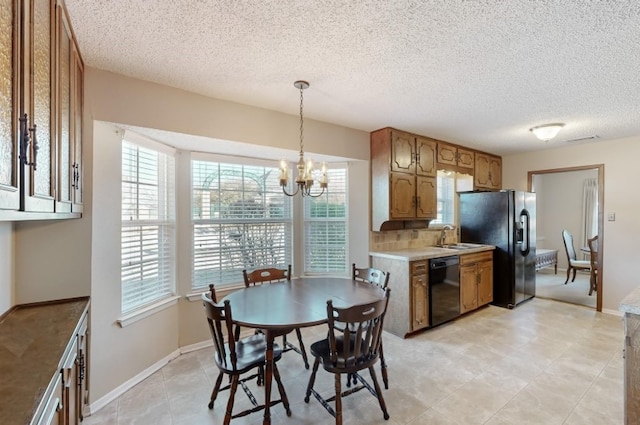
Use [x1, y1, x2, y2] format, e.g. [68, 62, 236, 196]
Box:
[87, 348, 181, 414]
[602, 307, 623, 317]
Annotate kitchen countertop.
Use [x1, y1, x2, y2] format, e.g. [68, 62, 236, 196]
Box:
[620, 286, 640, 315]
[0, 298, 90, 425]
[369, 244, 495, 262]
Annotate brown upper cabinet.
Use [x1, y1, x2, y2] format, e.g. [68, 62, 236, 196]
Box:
[0, 0, 83, 220]
[436, 142, 474, 172]
[474, 152, 502, 190]
[371, 128, 437, 230]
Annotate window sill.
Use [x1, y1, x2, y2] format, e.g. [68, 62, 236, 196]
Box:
[185, 283, 246, 302]
[117, 295, 181, 327]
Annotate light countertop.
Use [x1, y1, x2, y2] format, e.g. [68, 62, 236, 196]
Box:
[369, 244, 495, 262]
[620, 286, 640, 315]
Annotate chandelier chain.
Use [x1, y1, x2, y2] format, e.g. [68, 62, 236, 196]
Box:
[299, 85, 304, 156]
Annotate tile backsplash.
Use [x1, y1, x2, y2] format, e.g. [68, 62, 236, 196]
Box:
[369, 228, 457, 251]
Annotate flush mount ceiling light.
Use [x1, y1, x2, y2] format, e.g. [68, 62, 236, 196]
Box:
[529, 123, 565, 142]
[278, 80, 328, 197]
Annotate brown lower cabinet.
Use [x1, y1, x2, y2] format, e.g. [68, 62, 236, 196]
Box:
[32, 304, 89, 425]
[0, 299, 90, 425]
[411, 260, 429, 331]
[460, 251, 493, 314]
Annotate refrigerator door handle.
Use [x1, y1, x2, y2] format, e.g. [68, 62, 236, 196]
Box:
[519, 210, 531, 255]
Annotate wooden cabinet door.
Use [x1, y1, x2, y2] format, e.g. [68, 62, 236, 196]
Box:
[0, 0, 20, 211]
[416, 176, 436, 219]
[55, 5, 72, 213]
[415, 136, 436, 177]
[71, 47, 83, 212]
[390, 129, 415, 174]
[460, 264, 478, 314]
[23, 0, 56, 212]
[477, 259, 494, 306]
[76, 312, 88, 421]
[390, 172, 415, 219]
[457, 147, 475, 171]
[488, 155, 502, 189]
[436, 142, 457, 166]
[411, 273, 429, 330]
[474, 153, 502, 190]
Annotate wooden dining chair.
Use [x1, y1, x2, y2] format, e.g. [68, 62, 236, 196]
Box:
[352, 263, 390, 389]
[561, 230, 591, 284]
[587, 235, 599, 296]
[202, 290, 291, 424]
[242, 265, 310, 369]
[304, 288, 391, 425]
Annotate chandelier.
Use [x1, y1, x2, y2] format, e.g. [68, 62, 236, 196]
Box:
[279, 80, 328, 197]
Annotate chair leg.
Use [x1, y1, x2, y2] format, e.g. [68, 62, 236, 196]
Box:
[379, 342, 389, 390]
[334, 373, 343, 425]
[257, 365, 264, 386]
[295, 328, 310, 369]
[304, 357, 321, 403]
[223, 375, 239, 425]
[273, 363, 291, 416]
[571, 268, 577, 282]
[564, 267, 570, 284]
[208, 372, 225, 409]
[368, 366, 390, 420]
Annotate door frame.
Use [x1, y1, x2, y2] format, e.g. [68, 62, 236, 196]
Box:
[527, 164, 604, 312]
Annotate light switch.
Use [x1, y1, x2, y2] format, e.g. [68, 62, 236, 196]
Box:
[607, 212, 616, 221]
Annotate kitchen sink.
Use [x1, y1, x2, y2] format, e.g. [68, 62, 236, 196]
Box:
[439, 243, 480, 250]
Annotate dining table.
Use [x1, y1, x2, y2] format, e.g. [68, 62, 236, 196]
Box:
[222, 276, 387, 425]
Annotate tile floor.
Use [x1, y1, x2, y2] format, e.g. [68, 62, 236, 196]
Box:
[84, 298, 624, 425]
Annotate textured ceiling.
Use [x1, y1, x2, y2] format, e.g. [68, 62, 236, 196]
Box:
[65, 0, 640, 156]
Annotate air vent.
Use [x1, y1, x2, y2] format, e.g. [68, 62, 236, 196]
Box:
[563, 135, 600, 143]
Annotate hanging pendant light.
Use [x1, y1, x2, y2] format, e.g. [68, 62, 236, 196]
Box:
[279, 80, 328, 197]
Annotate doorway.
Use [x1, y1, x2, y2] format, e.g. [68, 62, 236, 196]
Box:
[528, 165, 604, 312]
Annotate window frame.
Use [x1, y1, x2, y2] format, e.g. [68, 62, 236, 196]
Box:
[120, 134, 177, 316]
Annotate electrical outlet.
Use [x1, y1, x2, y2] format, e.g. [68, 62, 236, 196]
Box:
[607, 212, 616, 221]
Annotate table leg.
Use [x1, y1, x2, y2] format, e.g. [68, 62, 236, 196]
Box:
[263, 329, 274, 425]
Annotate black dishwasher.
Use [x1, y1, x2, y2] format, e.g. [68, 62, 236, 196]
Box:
[429, 256, 460, 327]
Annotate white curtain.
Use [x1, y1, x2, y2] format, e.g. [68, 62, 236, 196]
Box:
[581, 178, 598, 249]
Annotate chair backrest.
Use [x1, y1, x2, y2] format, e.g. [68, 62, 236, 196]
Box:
[243, 265, 292, 287]
[326, 288, 390, 369]
[562, 229, 578, 261]
[352, 263, 390, 289]
[202, 291, 237, 370]
[587, 235, 598, 269]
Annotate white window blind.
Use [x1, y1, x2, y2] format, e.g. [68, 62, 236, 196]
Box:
[303, 168, 348, 274]
[435, 170, 455, 225]
[121, 140, 176, 314]
[191, 159, 292, 289]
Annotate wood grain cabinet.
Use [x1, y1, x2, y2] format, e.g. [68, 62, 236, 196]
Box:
[26, 302, 90, 425]
[0, 0, 83, 219]
[474, 152, 502, 190]
[460, 251, 493, 314]
[436, 141, 474, 172]
[371, 127, 437, 230]
[411, 260, 429, 331]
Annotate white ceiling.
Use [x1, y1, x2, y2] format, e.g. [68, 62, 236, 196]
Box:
[65, 0, 640, 157]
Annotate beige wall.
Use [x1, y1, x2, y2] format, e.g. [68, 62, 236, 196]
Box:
[503, 136, 639, 312]
[85, 68, 371, 404]
[0, 222, 13, 313]
[534, 169, 598, 270]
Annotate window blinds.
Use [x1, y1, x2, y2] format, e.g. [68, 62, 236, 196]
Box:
[121, 141, 175, 314]
[303, 168, 348, 274]
[191, 160, 293, 289]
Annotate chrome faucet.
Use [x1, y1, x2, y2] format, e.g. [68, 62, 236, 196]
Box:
[440, 224, 455, 247]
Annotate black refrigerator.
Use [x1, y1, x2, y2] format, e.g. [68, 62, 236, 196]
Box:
[459, 190, 536, 308]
